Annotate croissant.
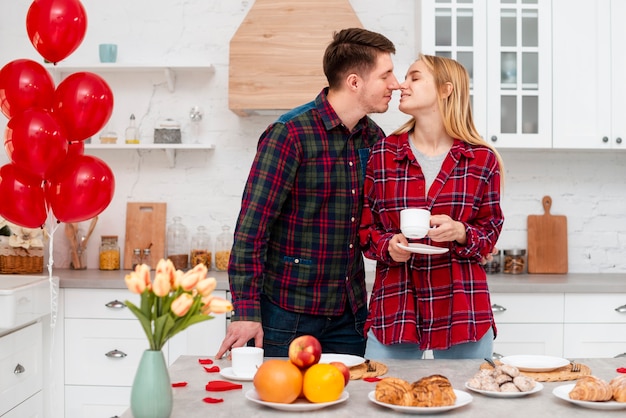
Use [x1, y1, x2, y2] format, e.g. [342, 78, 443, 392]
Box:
[411, 374, 456, 407]
[375, 377, 414, 406]
[609, 375, 626, 402]
[569, 376, 613, 402]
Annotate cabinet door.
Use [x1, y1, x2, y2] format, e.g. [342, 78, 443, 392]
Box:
[2, 391, 43, 418]
[493, 324, 563, 357]
[610, 0, 626, 149]
[564, 293, 626, 323]
[65, 385, 130, 418]
[491, 293, 564, 323]
[563, 324, 626, 358]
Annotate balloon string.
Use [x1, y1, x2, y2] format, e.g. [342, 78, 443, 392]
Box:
[46, 217, 60, 330]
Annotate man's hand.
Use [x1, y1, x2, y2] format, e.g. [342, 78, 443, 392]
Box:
[215, 321, 263, 359]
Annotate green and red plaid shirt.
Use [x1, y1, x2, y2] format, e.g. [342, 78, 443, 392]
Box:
[229, 88, 385, 322]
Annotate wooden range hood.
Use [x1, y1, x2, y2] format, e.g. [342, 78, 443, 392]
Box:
[229, 0, 363, 116]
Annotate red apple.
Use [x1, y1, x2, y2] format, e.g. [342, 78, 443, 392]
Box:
[330, 361, 350, 386]
[288, 335, 322, 369]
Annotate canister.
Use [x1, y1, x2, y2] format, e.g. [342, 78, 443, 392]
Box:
[99, 235, 120, 270]
[214, 225, 233, 271]
[503, 248, 526, 274]
[154, 119, 182, 144]
[483, 249, 502, 274]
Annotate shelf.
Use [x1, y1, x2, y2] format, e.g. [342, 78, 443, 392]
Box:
[84, 143, 216, 167]
[44, 63, 215, 92]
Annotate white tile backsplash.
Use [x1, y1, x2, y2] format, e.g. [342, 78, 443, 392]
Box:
[0, 1, 623, 272]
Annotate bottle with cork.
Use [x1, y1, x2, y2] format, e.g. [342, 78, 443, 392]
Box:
[125, 114, 139, 144]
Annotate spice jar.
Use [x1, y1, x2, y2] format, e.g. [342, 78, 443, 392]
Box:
[483, 249, 502, 274]
[131, 248, 142, 270]
[214, 225, 233, 271]
[167, 216, 189, 270]
[99, 235, 120, 270]
[143, 248, 152, 269]
[190, 225, 212, 270]
[503, 249, 526, 274]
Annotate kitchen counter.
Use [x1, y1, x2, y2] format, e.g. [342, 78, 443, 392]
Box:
[54, 268, 626, 293]
[120, 356, 626, 417]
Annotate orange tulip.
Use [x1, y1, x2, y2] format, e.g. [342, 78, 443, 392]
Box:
[202, 296, 233, 314]
[180, 263, 207, 291]
[152, 271, 171, 297]
[124, 270, 146, 294]
[171, 293, 194, 317]
[196, 277, 217, 296]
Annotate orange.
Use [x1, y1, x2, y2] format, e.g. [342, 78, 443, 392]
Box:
[302, 363, 345, 403]
[253, 359, 303, 403]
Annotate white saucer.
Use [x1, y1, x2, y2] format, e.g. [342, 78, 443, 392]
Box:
[219, 366, 255, 381]
[397, 243, 449, 255]
[246, 389, 349, 411]
[553, 384, 626, 410]
[499, 355, 569, 372]
[368, 390, 472, 414]
[319, 353, 365, 368]
[464, 382, 543, 398]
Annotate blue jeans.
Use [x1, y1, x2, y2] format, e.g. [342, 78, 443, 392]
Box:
[260, 294, 367, 357]
[365, 327, 494, 360]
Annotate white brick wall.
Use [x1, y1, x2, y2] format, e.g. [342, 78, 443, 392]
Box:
[0, 1, 623, 272]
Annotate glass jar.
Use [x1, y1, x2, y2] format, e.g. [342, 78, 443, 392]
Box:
[69, 225, 87, 270]
[483, 250, 502, 274]
[214, 225, 233, 272]
[190, 225, 212, 270]
[143, 248, 152, 269]
[131, 248, 142, 270]
[167, 216, 189, 270]
[99, 235, 120, 270]
[503, 249, 527, 274]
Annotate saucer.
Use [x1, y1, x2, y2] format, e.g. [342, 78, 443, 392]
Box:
[397, 243, 449, 255]
[219, 366, 255, 381]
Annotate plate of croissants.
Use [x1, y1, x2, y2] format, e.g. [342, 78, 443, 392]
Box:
[369, 375, 472, 414]
[552, 375, 626, 410]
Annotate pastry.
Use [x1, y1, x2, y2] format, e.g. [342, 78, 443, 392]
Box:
[466, 364, 536, 392]
[375, 377, 414, 406]
[411, 374, 457, 407]
[568, 376, 613, 401]
[609, 375, 626, 402]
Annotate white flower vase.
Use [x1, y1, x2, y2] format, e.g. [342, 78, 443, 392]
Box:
[130, 350, 173, 418]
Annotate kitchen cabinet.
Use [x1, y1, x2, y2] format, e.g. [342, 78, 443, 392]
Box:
[552, 0, 626, 149]
[563, 293, 626, 358]
[418, 0, 552, 148]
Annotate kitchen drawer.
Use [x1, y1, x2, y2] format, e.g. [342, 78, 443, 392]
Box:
[563, 323, 626, 358]
[0, 322, 42, 416]
[64, 288, 140, 320]
[1, 391, 43, 418]
[65, 385, 130, 418]
[64, 318, 151, 386]
[564, 293, 626, 323]
[493, 323, 564, 357]
[490, 293, 564, 323]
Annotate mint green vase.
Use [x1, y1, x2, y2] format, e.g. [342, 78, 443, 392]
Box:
[130, 350, 173, 418]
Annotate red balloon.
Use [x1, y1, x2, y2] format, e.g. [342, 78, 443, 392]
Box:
[4, 108, 68, 179]
[46, 154, 115, 223]
[54, 72, 114, 141]
[26, 0, 88, 64]
[0, 163, 47, 228]
[66, 140, 84, 159]
[0, 59, 55, 119]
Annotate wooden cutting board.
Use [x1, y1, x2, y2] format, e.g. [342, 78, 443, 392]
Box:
[527, 195, 568, 273]
[124, 202, 166, 270]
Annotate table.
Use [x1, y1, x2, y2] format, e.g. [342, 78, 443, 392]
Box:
[121, 356, 626, 417]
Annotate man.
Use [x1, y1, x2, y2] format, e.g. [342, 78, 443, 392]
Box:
[216, 27, 399, 359]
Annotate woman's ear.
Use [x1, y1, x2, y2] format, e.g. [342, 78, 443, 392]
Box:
[440, 82, 453, 99]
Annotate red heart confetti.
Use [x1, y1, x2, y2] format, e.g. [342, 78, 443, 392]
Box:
[206, 380, 243, 391]
[617, 367, 626, 373]
[199, 358, 214, 365]
[203, 366, 221, 373]
[171, 382, 188, 387]
[364, 377, 382, 382]
[203, 397, 224, 404]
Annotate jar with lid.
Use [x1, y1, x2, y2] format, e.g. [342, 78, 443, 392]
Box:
[503, 249, 526, 274]
[214, 225, 233, 271]
[190, 225, 212, 270]
[483, 249, 502, 274]
[143, 248, 152, 269]
[167, 216, 189, 270]
[131, 248, 142, 270]
[99, 235, 120, 270]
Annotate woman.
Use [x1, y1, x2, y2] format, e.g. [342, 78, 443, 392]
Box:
[359, 54, 504, 359]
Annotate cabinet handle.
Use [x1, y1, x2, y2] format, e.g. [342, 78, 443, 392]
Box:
[105, 300, 127, 309]
[105, 349, 128, 358]
[602, 136, 609, 143]
[615, 304, 626, 313]
[617, 137, 623, 144]
[490, 135, 497, 143]
[491, 303, 507, 313]
[14, 363, 25, 374]
[615, 352, 626, 358]
[492, 352, 503, 359]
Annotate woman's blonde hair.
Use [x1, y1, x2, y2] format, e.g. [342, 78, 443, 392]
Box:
[392, 53, 504, 183]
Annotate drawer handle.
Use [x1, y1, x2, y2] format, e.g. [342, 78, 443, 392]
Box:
[491, 303, 507, 313]
[492, 352, 503, 360]
[105, 300, 127, 309]
[615, 352, 626, 358]
[615, 304, 626, 313]
[14, 363, 25, 374]
[105, 349, 128, 358]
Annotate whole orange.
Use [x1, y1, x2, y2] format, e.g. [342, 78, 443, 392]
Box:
[302, 363, 345, 403]
[253, 359, 303, 404]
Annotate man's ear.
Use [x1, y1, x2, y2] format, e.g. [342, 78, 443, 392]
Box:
[347, 73, 360, 90]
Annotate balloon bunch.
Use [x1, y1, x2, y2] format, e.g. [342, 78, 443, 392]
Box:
[0, 0, 115, 228]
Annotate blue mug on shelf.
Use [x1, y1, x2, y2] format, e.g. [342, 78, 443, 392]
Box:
[99, 43, 117, 63]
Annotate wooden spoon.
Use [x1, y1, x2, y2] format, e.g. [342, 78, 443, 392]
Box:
[65, 223, 81, 268]
[80, 216, 98, 252]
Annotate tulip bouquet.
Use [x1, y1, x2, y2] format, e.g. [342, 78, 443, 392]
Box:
[124, 259, 233, 351]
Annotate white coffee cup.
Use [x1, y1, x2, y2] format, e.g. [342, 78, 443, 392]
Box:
[231, 346, 263, 377]
[400, 208, 431, 239]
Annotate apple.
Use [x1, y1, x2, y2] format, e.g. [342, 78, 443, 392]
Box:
[330, 361, 350, 386]
[288, 335, 322, 369]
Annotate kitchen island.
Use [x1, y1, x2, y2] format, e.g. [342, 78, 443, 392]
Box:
[120, 356, 626, 417]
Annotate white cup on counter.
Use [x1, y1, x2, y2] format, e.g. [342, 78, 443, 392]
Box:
[400, 208, 432, 239]
[231, 346, 263, 377]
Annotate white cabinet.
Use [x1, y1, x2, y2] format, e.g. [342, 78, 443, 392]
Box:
[552, 0, 626, 149]
[418, 0, 552, 148]
[490, 293, 564, 357]
[563, 293, 626, 358]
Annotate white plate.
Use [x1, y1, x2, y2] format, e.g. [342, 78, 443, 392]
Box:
[499, 355, 570, 372]
[245, 389, 349, 411]
[464, 381, 543, 398]
[368, 390, 472, 414]
[553, 384, 626, 410]
[318, 354, 365, 368]
[219, 366, 255, 381]
[397, 243, 449, 255]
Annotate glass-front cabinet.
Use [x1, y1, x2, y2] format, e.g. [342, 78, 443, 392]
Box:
[418, 0, 552, 148]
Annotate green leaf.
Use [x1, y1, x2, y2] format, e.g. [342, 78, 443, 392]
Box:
[125, 300, 156, 349]
[153, 313, 175, 350]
